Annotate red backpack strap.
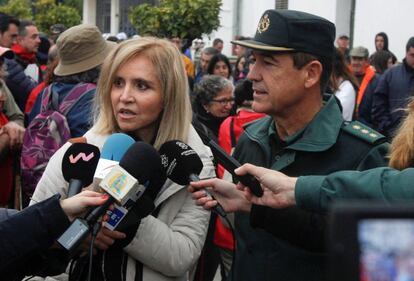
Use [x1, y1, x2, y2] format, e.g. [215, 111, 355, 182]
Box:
[58, 83, 97, 115]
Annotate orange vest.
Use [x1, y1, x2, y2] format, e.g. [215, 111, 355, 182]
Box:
[356, 65, 376, 106]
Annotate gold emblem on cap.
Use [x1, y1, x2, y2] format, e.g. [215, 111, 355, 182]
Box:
[257, 14, 270, 34]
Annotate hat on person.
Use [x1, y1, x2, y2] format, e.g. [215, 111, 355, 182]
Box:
[338, 34, 349, 40]
[349, 46, 369, 58]
[231, 10, 335, 57]
[0, 46, 14, 59]
[54, 24, 116, 76]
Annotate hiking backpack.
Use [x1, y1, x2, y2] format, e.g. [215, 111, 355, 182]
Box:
[21, 83, 96, 198]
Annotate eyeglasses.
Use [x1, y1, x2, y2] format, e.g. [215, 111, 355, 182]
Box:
[210, 98, 235, 106]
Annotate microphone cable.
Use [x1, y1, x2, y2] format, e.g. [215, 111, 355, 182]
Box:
[87, 222, 101, 281]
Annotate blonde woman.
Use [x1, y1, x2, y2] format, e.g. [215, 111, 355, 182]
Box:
[389, 98, 414, 170]
[31, 37, 214, 281]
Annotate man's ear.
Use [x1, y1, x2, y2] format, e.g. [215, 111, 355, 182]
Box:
[304, 60, 323, 89]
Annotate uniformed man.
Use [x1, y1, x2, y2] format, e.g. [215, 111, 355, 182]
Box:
[189, 9, 389, 281]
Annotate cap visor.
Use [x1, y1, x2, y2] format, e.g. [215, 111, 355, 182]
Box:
[231, 39, 295, 52]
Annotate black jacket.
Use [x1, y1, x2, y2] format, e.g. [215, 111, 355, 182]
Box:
[4, 58, 38, 111]
[0, 195, 70, 280]
[372, 60, 414, 138]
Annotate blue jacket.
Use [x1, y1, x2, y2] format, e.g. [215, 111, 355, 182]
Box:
[372, 60, 414, 138]
[28, 82, 96, 138]
[4, 58, 37, 112]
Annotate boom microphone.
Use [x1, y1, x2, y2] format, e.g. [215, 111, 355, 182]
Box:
[159, 140, 226, 217]
[62, 143, 100, 197]
[58, 142, 165, 252]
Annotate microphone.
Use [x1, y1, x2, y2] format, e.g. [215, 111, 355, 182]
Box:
[159, 140, 227, 217]
[93, 133, 135, 188]
[57, 142, 165, 252]
[101, 133, 135, 160]
[62, 143, 100, 197]
[207, 140, 264, 197]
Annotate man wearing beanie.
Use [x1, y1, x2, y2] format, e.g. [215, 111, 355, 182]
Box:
[212, 10, 388, 281]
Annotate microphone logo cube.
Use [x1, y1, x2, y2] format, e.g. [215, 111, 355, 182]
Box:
[100, 165, 138, 205]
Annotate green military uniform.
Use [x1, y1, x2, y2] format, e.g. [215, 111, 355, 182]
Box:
[296, 167, 414, 213]
[232, 95, 389, 281]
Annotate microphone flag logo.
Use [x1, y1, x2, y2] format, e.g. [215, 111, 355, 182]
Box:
[69, 152, 95, 163]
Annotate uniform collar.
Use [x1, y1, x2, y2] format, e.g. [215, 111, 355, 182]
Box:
[245, 94, 343, 152]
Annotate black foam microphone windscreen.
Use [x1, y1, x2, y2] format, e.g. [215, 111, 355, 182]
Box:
[159, 140, 226, 217]
[158, 140, 203, 185]
[62, 143, 100, 197]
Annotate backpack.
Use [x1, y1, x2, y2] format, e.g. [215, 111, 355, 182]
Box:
[21, 83, 95, 198]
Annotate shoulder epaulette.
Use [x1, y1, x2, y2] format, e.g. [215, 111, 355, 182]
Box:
[341, 121, 386, 144]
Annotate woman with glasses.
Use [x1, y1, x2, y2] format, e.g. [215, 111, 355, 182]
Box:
[192, 75, 234, 144]
[191, 74, 234, 281]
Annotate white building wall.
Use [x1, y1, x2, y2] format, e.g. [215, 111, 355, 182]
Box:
[288, 0, 336, 23]
[208, 0, 275, 56]
[239, 0, 275, 37]
[207, 0, 236, 56]
[354, 0, 414, 61]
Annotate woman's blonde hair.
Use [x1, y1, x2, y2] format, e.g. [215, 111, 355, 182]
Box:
[389, 98, 414, 169]
[92, 37, 192, 149]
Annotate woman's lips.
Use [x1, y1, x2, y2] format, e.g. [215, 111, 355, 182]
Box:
[118, 109, 136, 120]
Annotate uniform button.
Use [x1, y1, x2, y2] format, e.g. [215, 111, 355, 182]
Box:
[275, 155, 281, 161]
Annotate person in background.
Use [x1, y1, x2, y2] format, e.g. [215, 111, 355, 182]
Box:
[170, 36, 195, 80]
[372, 37, 414, 139]
[213, 38, 224, 53]
[233, 35, 249, 58]
[336, 34, 350, 63]
[36, 33, 50, 67]
[207, 53, 232, 80]
[349, 46, 380, 128]
[12, 20, 41, 83]
[191, 74, 234, 281]
[195, 47, 219, 84]
[27, 24, 114, 137]
[49, 23, 66, 44]
[329, 48, 359, 121]
[4, 20, 39, 111]
[0, 47, 24, 207]
[0, 13, 19, 48]
[370, 50, 394, 75]
[25, 44, 58, 114]
[370, 32, 397, 65]
[31, 37, 214, 281]
[192, 75, 235, 144]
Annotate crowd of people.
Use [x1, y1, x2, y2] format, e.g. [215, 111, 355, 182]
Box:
[0, 7, 413, 281]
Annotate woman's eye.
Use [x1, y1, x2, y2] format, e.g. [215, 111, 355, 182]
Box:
[113, 78, 124, 87]
[135, 80, 148, 91]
